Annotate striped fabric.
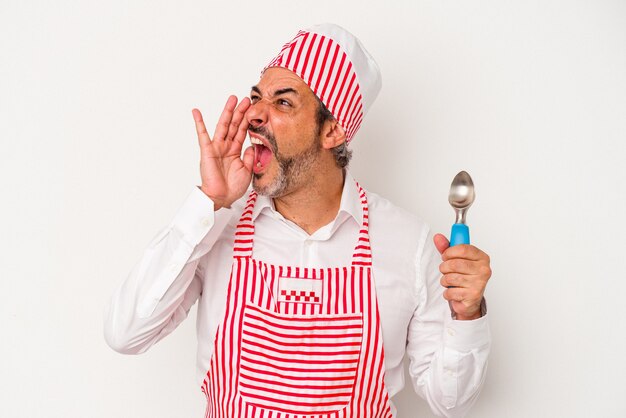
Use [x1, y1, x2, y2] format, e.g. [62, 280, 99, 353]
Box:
[264, 30, 364, 144]
[201, 181, 392, 418]
[239, 304, 363, 414]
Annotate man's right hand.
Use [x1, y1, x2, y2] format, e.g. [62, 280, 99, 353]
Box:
[192, 96, 253, 210]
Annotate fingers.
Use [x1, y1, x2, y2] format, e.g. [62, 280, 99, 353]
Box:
[437, 243, 492, 319]
[193, 96, 251, 161]
[443, 287, 483, 308]
[213, 95, 245, 141]
[443, 286, 466, 303]
[440, 273, 471, 288]
[242, 145, 254, 173]
[227, 97, 251, 144]
[441, 244, 486, 262]
[192, 108, 211, 148]
[433, 233, 450, 255]
[443, 289, 482, 319]
[209, 96, 250, 151]
[439, 258, 483, 275]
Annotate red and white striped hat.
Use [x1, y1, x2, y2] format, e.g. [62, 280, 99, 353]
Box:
[264, 23, 382, 144]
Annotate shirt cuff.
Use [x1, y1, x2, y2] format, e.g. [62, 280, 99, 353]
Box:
[170, 186, 218, 247]
[444, 303, 490, 351]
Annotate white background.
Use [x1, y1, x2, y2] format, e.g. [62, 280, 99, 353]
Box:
[1, 0, 625, 417]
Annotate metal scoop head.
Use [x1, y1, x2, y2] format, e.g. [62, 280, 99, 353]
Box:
[448, 171, 475, 224]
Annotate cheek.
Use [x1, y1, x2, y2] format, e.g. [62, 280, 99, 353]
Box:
[272, 116, 318, 154]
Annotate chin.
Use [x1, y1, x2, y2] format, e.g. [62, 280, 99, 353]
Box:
[251, 173, 269, 194]
[252, 172, 288, 197]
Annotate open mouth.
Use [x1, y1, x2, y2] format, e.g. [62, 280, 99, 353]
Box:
[250, 133, 273, 174]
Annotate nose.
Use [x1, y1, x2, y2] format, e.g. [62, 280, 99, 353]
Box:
[245, 98, 268, 129]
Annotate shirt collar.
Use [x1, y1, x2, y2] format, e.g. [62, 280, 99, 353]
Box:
[250, 171, 363, 227]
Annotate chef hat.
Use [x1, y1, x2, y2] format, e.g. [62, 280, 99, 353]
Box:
[264, 23, 382, 144]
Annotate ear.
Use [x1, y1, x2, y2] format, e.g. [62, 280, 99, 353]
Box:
[320, 119, 346, 150]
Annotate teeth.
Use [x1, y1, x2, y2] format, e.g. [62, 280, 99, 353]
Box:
[256, 162, 261, 167]
[250, 137, 263, 145]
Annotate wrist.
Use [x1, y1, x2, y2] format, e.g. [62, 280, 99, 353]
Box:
[455, 311, 481, 321]
[196, 186, 226, 211]
[452, 298, 487, 321]
[197, 185, 228, 211]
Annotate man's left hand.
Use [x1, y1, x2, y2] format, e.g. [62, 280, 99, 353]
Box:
[434, 234, 492, 321]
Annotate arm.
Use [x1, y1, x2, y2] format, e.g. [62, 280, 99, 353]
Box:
[406, 230, 491, 417]
[103, 189, 235, 354]
[103, 96, 254, 354]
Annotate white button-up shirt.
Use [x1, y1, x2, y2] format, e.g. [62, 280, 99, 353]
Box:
[104, 172, 490, 417]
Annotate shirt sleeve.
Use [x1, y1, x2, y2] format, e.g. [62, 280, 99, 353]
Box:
[103, 186, 235, 354]
[406, 228, 491, 418]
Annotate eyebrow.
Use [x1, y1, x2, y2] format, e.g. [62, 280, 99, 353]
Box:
[274, 87, 298, 96]
[250, 86, 299, 97]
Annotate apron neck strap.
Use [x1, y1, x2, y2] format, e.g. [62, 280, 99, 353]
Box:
[232, 181, 372, 267]
[351, 182, 372, 266]
[232, 192, 257, 257]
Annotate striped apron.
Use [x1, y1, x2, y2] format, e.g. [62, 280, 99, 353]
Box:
[201, 183, 393, 418]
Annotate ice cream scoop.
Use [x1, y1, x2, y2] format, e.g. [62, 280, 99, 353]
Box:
[448, 171, 475, 246]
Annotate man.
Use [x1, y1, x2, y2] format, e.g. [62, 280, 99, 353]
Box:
[105, 23, 491, 417]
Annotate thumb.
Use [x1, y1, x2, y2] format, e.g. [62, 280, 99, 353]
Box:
[242, 145, 255, 174]
[433, 233, 450, 255]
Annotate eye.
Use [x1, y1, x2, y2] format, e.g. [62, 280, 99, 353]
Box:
[250, 94, 260, 104]
[277, 98, 291, 107]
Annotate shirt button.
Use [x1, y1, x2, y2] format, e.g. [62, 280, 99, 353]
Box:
[447, 328, 455, 337]
[169, 264, 178, 272]
[201, 217, 211, 227]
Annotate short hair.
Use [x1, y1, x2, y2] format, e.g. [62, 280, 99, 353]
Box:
[315, 96, 353, 169]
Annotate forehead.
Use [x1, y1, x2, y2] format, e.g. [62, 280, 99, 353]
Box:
[253, 67, 315, 97]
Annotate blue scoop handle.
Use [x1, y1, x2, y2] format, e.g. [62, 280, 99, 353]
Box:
[450, 223, 470, 246]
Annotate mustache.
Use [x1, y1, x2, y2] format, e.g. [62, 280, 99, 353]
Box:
[248, 125, 277, 153]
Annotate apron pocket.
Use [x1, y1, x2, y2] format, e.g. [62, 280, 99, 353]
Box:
[238, 304, 363, 415]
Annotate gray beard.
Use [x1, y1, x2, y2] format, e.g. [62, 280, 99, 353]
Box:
[252, 138, 321, 197]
